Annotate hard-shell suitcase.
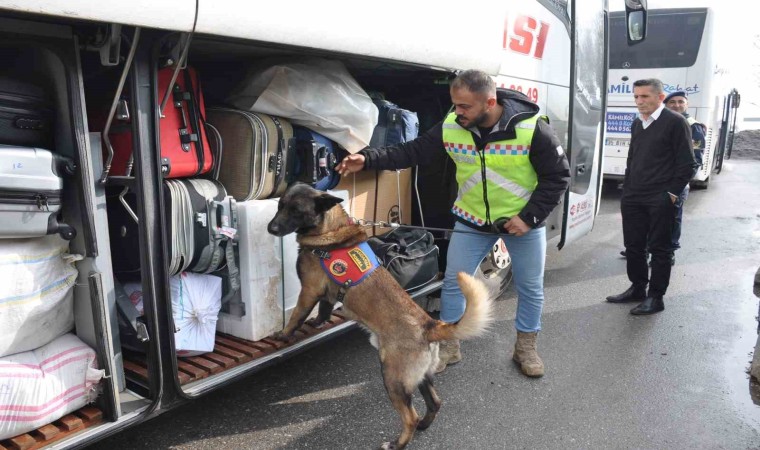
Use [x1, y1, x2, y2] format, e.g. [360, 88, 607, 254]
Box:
[0, 146, 76, 240]
[0, 76, 54, 149]
[292, 126, 343, 191]
[369, 98, 419, 147]
[205, 108, 294, 200]
[108, 66, 213, 178]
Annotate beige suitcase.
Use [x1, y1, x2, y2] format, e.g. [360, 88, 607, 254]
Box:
[205, 108, 293, 200]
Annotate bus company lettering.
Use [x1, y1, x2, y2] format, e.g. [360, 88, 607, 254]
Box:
[663, 84, 700, 96]
[503, 15, 550, 59]
[609, 83, 700, 96]
[609, 83, 632, 94]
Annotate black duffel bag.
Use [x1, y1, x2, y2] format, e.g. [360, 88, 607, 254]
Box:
[367, 228, 440, 291]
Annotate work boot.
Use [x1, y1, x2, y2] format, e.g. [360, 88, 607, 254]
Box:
[434, 339, 461, 373]
[512, 331, 544, 378]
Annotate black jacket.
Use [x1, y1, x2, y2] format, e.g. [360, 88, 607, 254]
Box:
[359, 88, 570, 230]
[624, 107, 696, 198]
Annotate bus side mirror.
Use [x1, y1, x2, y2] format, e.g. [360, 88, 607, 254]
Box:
[625, 0, 648, 45]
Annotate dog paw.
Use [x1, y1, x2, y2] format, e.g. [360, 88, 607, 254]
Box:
[272, 331, 296, 343]
[379, 442, 397, 450]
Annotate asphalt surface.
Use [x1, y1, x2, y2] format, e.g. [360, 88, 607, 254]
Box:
[89, 159, 760, 450]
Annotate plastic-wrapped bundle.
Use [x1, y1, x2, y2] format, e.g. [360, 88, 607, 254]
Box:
[0, 333, 104, 440]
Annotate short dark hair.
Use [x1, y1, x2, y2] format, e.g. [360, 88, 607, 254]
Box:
[451, 69, 496, 96]
[633, 78, 664, 94]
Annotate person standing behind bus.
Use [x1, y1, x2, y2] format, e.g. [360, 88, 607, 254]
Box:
[337, 70, 570, 377]
[664, 90, 705, 264]
[606, 79, 696, 315]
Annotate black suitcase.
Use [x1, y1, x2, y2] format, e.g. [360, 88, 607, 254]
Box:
[0, 76, 54, 148]
[163, 179, 238, 276]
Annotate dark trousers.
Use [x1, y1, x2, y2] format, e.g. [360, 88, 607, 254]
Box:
[622, 193, 676, 296]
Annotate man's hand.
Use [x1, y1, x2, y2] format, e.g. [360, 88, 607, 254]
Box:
[668, 192, 678, 204]
[336, 154, 366, 176]
[504, 216, 531, 237]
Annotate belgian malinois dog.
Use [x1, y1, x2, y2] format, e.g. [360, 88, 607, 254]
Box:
[267, 183, 494, 450]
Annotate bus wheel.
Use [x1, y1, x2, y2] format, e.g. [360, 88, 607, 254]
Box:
[691, 177, 710, 190]
[475, 238, 513, 301]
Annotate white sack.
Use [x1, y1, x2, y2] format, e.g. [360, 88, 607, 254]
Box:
[227, 59, 378, 153]
[170, 273, 222, 357]
[121, 274, 221, 356]
[0, 333, 104, 440]
[0, 235, 80, 358]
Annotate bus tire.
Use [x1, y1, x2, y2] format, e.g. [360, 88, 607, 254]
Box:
[691, 177, 710, 190]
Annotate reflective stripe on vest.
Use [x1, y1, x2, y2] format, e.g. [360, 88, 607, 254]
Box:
[442, 113, 539, 225]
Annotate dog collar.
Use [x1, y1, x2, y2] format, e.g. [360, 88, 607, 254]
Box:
[314, 241, 380, 288]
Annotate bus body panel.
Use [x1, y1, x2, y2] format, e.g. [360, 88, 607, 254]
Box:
[195, 0, 506, 75]
[0, 0, 194, 31]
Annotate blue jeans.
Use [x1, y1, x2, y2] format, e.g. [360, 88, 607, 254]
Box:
[671, 184, 689, 251]
[441, 221, 546, 332]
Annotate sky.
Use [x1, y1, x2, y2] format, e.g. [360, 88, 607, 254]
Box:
[609, 0, 760, 129]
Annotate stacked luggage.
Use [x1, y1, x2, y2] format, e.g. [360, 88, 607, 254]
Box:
[0, 76, 104, 440]
[103, 57, 426, 350]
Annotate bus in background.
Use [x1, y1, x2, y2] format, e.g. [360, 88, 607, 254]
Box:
[603, 7, 740, 188]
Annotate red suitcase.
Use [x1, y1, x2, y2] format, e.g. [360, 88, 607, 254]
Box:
[108, 66, 213, 178]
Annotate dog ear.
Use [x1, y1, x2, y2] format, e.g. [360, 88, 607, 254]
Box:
[315, 192, 344, 213]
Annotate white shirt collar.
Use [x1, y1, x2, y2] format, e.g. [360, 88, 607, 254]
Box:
[640, 103, 665, 129]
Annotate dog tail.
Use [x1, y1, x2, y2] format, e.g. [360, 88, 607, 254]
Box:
[426, 272, 494, 342]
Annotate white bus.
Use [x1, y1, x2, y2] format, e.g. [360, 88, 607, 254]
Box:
[603, 7, 740, 188]
[0, 1, 644, 448]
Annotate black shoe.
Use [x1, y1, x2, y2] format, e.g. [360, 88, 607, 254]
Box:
[630, 295, 664, 315]
[606, 285, 647, 303]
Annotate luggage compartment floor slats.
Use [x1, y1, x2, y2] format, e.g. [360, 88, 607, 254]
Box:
[0, 406, 103, 450]
[122, 312, 348, 386]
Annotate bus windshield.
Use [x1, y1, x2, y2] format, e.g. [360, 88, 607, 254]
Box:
[609, 9, 707, 69]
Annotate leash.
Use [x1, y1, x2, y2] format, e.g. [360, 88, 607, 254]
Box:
[350, 218, 513, 236]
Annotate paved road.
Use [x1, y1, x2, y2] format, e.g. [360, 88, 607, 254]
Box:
[90, 159, 760, 450]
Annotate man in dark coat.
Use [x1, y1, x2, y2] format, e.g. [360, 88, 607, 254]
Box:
[606, 79, 697, 315]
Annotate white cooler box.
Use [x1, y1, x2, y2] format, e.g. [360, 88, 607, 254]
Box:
[216, 190, 348, 342]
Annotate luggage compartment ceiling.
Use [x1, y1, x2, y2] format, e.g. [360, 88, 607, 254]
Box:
[195, 0, 506, 75]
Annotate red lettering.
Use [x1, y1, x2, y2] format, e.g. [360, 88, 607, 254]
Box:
[504, 14, 551, 60]
[509, 16, 536, 55]
[534, 22, 549, 58]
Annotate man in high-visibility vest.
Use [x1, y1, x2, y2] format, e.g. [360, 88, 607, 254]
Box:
[337, 70, 569, 378]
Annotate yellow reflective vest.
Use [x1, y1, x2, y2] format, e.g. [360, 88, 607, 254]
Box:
[442, 112, 540, 226]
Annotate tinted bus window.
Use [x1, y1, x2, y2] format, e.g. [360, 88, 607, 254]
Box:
[609, 10, 706, 69]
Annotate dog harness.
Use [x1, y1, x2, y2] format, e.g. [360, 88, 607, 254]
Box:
[314, 241, 380, 287]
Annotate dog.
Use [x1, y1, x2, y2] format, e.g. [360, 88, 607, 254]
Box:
[267, 183, 493, 450]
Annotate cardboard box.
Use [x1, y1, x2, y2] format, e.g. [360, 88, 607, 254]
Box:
[334, 169, 412, 236]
